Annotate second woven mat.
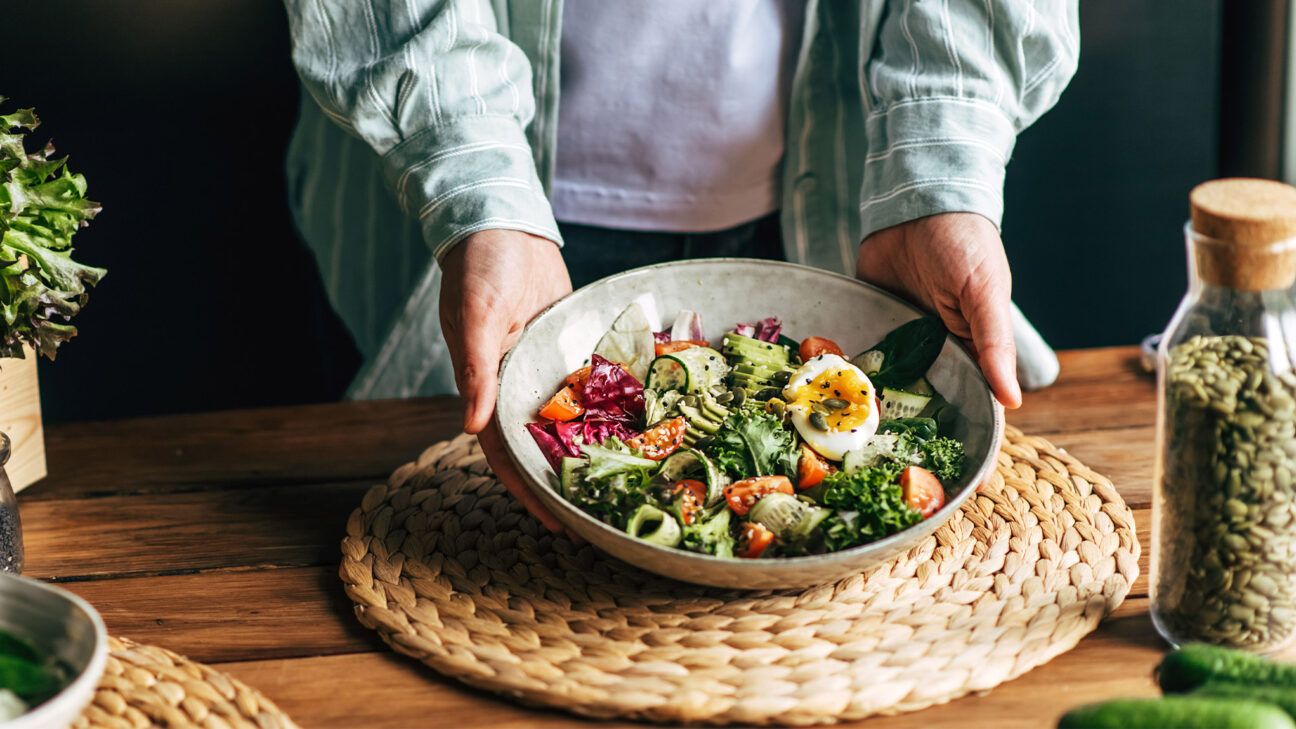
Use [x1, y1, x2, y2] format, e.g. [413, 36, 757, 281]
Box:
[340, 425, 1140, 725]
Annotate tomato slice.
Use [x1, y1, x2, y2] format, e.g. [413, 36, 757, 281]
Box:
[799, 336, 844, 362]
[738, 522, 775, 558]
[655, 339, 710, 356]
[723, 475, 794, 516]
[901, 465, 946, 518]
[672, 479, 707, 525]
[538, 385, 584, 422]
[626, 417, 686, 461]
[796, 445, 832, 490]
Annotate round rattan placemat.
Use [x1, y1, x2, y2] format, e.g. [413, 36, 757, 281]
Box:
[73, 637, 298, 729]
[340, 425, 1140, 725]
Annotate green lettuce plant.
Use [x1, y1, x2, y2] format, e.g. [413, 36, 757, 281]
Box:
[0, 98, 104, 360]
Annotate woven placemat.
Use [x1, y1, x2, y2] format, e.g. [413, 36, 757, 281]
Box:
[73, 637, 298, 729]
[340, 425, 1140, 725]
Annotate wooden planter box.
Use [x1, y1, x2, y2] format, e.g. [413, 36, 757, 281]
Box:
[0, 350, 45, 493]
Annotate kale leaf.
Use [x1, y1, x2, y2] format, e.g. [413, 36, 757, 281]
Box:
[705, 403, 798, 478]
[920, 436, 965, 481]
[819, 465, 922, 551]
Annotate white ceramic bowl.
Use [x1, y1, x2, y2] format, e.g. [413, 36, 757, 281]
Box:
[0, 573, 107, 729]
[497, 259, 1004, 589]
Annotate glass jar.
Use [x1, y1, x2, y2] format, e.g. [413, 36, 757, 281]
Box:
[0, 432, 22, 574]
[1152, 179, 1296, 652]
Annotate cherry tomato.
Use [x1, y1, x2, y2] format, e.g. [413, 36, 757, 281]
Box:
[655, 339, 710, 356]
[672, 479, 707, 525]
[796, 445, 832, 490]
[738, 522, 775, 558]
[799, 336, 844, 362]
[900, 465, 946, 518]
[538, 385, 584, 422]
[723, 475, 794, 516]
[626, 417, 686, 460]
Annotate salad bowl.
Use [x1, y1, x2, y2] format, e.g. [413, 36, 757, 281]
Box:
[497, 258, 1004, 589]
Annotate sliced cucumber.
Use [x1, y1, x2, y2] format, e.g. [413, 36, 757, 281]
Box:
[747, 492, 809, 540]
[879, 387, 932, 419]
[788, 506, 832, 543]
[901, 377, 935, 396]
[657, 448, 725, 506]
[625, 505, 682, 547]
[842, 434, 921, 473]
[852, 349, 885, 375]
[559, 457, 587, 499]
[646, 347, 728, 393]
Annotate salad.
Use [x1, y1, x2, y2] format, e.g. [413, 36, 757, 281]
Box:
[0, 629, 69, 720]
[526, 304, 966, 559]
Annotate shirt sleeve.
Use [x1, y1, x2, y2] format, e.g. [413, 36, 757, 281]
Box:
[283, 0, 561, 259]
[860, 0, 1079, 239]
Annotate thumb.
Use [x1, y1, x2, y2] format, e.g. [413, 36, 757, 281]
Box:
[457, 309, 509, 434]
[963, 285, 1021, 409]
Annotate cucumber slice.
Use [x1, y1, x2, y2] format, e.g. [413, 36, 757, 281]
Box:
[625, 505, 683, 547]
[789, 506, 832, 543]
[657, 448, 725, 506]
[852, 349, 884, 375]
[559, 457, 587, 499]
[879, 387, 932, 419]
[747, 492, 809, 540]
[902, 377, 935, 396]
[646, 347, 727, 393]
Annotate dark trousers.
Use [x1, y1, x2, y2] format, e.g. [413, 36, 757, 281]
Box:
[559, 213, 785, 289]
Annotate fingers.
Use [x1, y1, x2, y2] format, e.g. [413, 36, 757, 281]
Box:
[963, 286, 1021, 409]
[455, 303, 508, 434]
[477, 419, 566, 533]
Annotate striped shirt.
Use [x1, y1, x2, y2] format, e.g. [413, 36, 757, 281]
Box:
[283, 0, 1080, 399]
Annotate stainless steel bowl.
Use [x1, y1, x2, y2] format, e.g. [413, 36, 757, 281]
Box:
[497, 259, 1004, 589]
[0, 574, 107, 729]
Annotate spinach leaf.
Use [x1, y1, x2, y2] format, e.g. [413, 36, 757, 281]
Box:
[877, 417, 938, 441]
[867, 316, 947, 389]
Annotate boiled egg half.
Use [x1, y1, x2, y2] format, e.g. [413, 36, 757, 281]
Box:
[782, 354, 880, 460]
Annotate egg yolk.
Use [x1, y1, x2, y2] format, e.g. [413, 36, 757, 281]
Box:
[787, 367, 874, 430]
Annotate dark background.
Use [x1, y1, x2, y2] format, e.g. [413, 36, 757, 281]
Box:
[0, 1, 1264, 424]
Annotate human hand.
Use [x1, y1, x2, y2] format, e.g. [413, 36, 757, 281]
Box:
[856, 213, 1021, 408]
[440, 229, 573, 531]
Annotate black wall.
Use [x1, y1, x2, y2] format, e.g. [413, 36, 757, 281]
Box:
[2, 2, 1227, 423]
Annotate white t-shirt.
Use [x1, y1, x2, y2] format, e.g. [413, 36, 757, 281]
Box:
[551, 1, 806, 233]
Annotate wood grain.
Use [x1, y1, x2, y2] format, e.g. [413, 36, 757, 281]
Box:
[0, 350, 46, 492]
[21, 480, 369, 579]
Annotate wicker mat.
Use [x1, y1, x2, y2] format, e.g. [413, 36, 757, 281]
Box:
[74, 637, 298, 729]
[339, 425, 1140, 725]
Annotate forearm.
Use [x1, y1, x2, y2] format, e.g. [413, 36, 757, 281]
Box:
[282, 0, 561, 257]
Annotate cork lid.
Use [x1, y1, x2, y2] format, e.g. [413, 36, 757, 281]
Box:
[1190, 178, 1296, 290]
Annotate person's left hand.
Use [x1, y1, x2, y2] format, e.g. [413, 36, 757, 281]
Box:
[856, 212, 1021, 409]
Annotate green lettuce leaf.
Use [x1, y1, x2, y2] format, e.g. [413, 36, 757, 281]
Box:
[0, 98, 104, 360]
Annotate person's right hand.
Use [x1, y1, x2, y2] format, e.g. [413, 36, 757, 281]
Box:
[439, 229, 572, 532]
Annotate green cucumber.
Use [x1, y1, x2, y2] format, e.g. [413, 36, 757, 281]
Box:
[625, 505, 682, 547]
[852, 349, 885, 376]
[1058, 697, 1293, 729]
[657, 448, 725, 506]
[747, 492, 808, 540]
[879, 387, 932, 419]
[902, 377, 935, 396]
[1194, 682, 1296, 719]
[559, 457, 587, 499]
[1160, 644, 1296, 693]
[645, 347, 727, 394]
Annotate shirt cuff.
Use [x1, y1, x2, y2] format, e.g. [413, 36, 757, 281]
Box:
[380, 116, 563, 261]
[859, 97, 1018, 241]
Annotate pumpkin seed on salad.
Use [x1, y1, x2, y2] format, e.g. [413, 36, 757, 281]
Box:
[525, 305, 967, 558]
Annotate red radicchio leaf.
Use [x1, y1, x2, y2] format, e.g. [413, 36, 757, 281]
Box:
[653, 330, 672, 344]
[754, 317, 783, 343]
[733, 322, 756, 338]
[581, 354, 645, 423]
[526, 422, 569, 470]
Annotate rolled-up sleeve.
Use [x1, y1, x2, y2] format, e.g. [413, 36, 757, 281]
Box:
[860, 0, 1079, 239]
[284, 0, 560, 258]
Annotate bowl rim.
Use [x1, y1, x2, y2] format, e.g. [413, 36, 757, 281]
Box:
[0, 573, 109, 727]
[497, 257, 1005, 570]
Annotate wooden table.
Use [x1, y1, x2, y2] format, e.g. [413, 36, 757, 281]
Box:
[19, 346, 1165, 728]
